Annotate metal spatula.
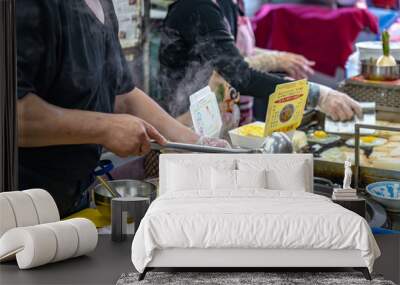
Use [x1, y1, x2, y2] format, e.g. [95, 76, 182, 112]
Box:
[150, 133, 293, 154]
[150, 140, 257, 153]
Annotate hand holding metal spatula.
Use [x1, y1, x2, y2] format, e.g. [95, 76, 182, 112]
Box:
[150, 132, 293, 154]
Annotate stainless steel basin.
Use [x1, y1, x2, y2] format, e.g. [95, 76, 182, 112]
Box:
[94, 180, 157, 219]
[361, 59, 400, 81]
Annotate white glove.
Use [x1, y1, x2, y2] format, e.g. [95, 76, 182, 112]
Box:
[317, 85, 363, 121]
[197, 137, 231, 148]
[246, 49, 315, 79]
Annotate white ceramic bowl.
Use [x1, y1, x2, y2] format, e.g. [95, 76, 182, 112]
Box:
[356, 41, 400, 61]
[366, 181, 400, 212]
[229, 122, 266, 149]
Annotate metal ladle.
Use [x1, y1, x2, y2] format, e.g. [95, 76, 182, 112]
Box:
[150, 132, 293, 154]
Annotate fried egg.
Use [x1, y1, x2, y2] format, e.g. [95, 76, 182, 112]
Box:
[307, 130, 340, 145]
[346, 137, 387, 147]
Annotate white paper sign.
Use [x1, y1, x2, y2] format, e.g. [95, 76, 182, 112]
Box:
[189, 86, 222, 138]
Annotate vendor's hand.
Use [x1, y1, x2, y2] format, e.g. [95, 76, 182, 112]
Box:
[102, 114, 167, 157]
[278, 53, 315, 80]
[197, 137, 231, 148]
[318, 89, 363, 121]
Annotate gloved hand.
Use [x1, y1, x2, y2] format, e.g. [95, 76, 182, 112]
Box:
[278, 52, 315, 80]
[317, 86, 363, 121]
[197, 136, 231, 148]
[246, 50, 315, 80]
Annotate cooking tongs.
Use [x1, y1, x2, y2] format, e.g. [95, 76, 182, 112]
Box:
[150, 140, 260, 154]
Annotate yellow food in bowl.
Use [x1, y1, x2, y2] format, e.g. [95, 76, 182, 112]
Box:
[238, 125, 265, 137]
[313, 130, 328, 139]
[361, 136, 377, 144]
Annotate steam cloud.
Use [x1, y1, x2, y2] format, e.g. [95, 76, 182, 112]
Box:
[156, 8, 249, 118]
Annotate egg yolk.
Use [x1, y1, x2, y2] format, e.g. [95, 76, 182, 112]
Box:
[238, 125, 265, 137]
[361, 136, 377, 144]
[314, 130, 328, 139]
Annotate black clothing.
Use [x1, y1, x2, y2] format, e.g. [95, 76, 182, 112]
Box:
[158, 0, 288, 117]
[217, 0, 238, 40]
[17, 0, 135, 217]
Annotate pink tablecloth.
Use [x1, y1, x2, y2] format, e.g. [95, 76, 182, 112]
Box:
[252, 4, 378, 76]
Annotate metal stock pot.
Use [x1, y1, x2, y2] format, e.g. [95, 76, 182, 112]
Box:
[361, 60, 400, 81]
[94, 179, 157, 219]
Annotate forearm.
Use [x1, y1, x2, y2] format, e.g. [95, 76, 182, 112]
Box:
[308, 83, 322, 108]
[247, 46, 323, 108]
[203, 37, 288, 97]
[175, 112, 194, 127]
[18, 93, 109, 147]
[253, 47, 280, 57]
[115, 88, 199, 143]
[249, 47, 322, 107]
[245, 48, 282, 73]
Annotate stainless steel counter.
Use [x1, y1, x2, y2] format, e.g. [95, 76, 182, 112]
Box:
[0, 235, 133, 285]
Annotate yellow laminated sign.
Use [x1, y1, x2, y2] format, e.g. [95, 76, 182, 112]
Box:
[264, 79, 309, 137]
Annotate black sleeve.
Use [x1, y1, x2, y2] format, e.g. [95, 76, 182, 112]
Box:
[179, 1, 288, 98]
[16, 0, 59, 99]
[115, 44, 136, 95]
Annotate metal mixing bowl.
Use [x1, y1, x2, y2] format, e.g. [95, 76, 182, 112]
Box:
[94, 180, 157, 219]
[361, 59, 400, 81]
